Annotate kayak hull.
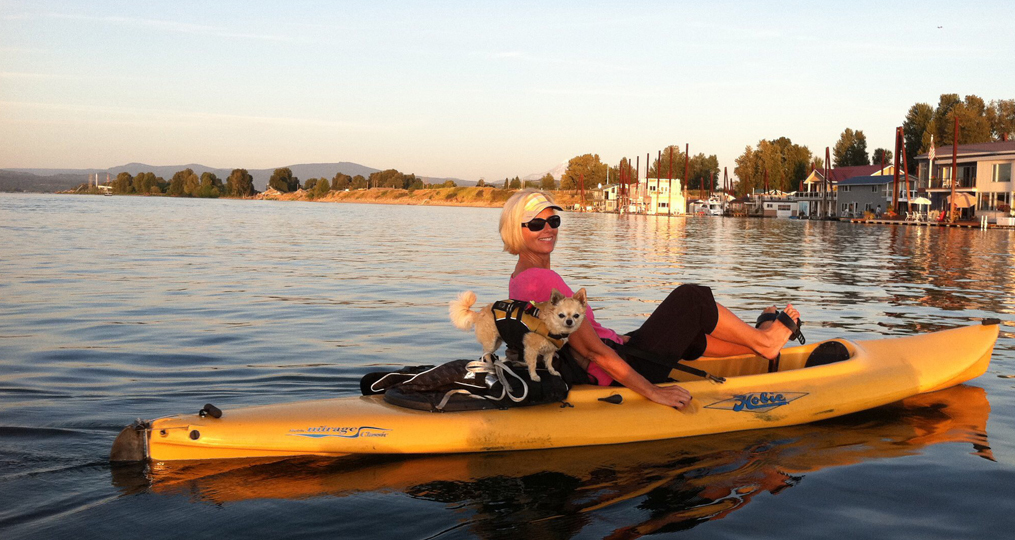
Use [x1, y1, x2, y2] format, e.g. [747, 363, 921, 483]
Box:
[118, 323, 998, 462]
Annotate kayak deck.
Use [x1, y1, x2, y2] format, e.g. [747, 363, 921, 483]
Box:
[114, 323, 998, 462]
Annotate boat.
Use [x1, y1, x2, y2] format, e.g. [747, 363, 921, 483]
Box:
[110, 322, 999, 462]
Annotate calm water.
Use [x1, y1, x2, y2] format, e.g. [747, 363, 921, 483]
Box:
[2, 193, 1014, 539]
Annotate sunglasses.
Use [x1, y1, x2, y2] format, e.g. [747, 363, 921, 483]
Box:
[521, 215, 561, 231]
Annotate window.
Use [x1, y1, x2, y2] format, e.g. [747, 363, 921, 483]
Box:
[993, 163, 1012, 183]
[658, 202, 668, 208]
[978, 192, 1012, 211]
[778, 204, 791, 211]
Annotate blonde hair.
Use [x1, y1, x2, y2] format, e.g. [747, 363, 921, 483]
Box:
[500, 189, 557, 255]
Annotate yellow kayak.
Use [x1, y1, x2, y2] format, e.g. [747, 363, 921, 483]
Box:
[111, 322, 998, 462]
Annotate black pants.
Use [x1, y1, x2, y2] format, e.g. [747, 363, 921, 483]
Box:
[619, 284, 720, 384]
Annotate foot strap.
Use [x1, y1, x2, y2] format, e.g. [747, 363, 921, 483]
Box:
[777, 311, 806, 345]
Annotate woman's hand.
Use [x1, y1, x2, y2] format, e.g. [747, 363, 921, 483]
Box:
[647, 384, 693, 410]
[569, 320, 694, 410]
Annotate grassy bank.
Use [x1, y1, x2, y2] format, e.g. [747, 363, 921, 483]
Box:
[257, 186, 584, 209]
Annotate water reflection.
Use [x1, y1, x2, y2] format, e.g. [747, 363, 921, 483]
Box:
[113, 385, 991, 538]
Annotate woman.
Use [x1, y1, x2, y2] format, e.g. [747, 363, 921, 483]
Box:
[501, 189, 800, 409]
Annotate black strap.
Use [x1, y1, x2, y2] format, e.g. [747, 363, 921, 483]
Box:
[611, 342, 726, 384]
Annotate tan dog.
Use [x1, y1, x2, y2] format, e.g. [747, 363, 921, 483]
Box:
[449, 289, 587, 381]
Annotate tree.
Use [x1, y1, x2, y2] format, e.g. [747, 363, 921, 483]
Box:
[268, 167, 299, 192]
[197, 172, 223, 198]
[561, 154, 608, 191]
[871, 148, 893, 167]
[734, 137, 813, 195]
[167, 171, 185, 196]
[503, 178, 510, 189]
[688, 153, 720, 191]
[331, 172, 351, 190]
[314, 177, 330, 198]
[442, 180, 458, 188]
[304, 178, 318, 191]
[169, 168, 199, 197]
[832, 128, 869, 167]
[903, 102, 934, 173]
[647, 145, 687, 181]
[987, 99, 1015, 141]
[509, 177, 522, 189]
[226, 169, 255, 197]
[112, 172, 134, 194]
[351, 175, 367, 190]
[476, 178, 486, 187]
[540, 173, 556, 190]
[182, 169, 201, 196]
[133, 172, 163, 194]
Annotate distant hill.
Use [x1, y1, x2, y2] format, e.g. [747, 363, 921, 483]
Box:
[0, 170, 88, 192]
[4, 162, 476, 191]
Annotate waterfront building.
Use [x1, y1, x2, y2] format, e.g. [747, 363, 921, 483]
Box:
[596, 178, 685, 215]
[835, 174, 919, 218]
[797, 165, 895, 218]
[915, 141, 1015, 223]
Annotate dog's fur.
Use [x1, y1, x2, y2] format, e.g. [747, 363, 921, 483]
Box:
[449, 289, 587, 381]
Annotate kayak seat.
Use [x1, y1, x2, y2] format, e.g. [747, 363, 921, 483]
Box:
[804, 340, 851, 368]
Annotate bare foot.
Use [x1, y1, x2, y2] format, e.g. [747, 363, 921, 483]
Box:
[755, 304, 800, 360]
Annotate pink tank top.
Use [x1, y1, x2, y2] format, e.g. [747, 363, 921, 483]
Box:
[508, 268, 618, 385]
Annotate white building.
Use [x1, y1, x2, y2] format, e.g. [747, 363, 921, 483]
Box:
[598, 178, 685, 215]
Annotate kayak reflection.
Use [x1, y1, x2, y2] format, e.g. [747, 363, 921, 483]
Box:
[111, 385, 991, 537]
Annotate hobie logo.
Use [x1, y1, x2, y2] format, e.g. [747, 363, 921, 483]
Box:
[705, 392, 806, 413]
[288, 426, 390, 438]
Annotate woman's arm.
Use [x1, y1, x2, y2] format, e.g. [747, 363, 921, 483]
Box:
[567, 319, 692, 409]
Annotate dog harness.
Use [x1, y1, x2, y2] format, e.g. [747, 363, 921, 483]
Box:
[491, 300, 568, 353]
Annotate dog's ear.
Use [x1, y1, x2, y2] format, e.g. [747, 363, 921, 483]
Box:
[573, 288, 587, 306]
[549, 289, 565, 305]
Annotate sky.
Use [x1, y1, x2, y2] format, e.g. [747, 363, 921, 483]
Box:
[2, 0, 1014, 182]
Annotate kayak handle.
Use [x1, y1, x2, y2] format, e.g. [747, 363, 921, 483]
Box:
[598, 394, 623, 405]
[199, 403, 222, 419]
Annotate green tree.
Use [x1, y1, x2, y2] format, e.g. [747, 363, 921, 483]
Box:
[503, 178, 510, 189]
[903, 102, 934, 173]
[561, 154, 608, 191]
[314, 177, 330, 198]
[351, 175, 368, 190]
[134, 172, 163, 194]
[197, 172, 223, 198]
[646, 145, 687, 181]
[832, 128, 870, 167]
[183, 169, 201, 196]
[112, 172, 134, 194]
[476, 178, 486, 187]
[509, 177, 522, 189]
[987, 99, 1015, 141]
[734, 137, 813, 195]
[167, 171, 185, 196]
[304, 178, 318, 191]
[688, 153, 720, 191]
[871, 148, 893, 166]
[268, 167, 299, 192]
[331, 172, 352, 190]
[949, 95, 992, 145]
[441, 180, 457, 188]
[540, 173, 556, 190]
[169, 168, 199, 197]
[226, 169, 255, 197]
